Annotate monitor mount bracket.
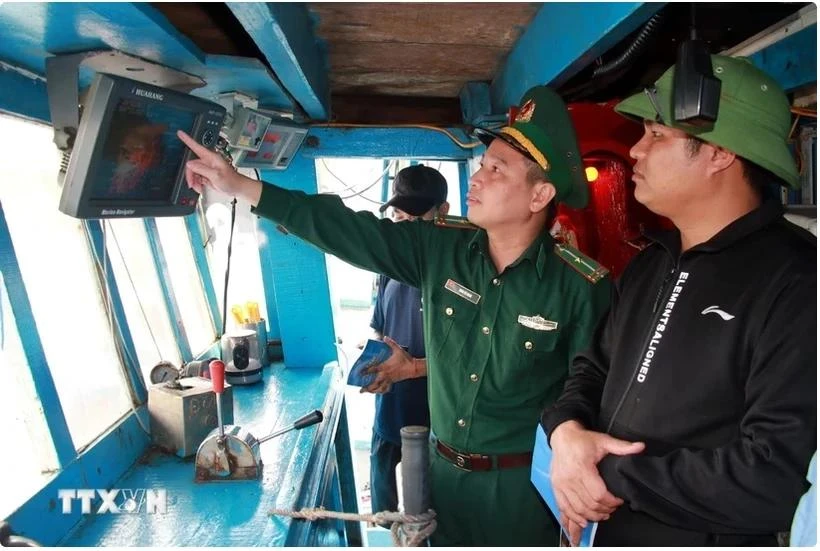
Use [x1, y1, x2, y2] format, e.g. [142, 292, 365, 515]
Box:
[45, 50, 205, 151]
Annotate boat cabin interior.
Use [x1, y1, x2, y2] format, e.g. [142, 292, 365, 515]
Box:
[0, 1, 815, 547]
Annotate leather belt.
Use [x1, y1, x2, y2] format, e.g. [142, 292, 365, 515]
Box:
[435, 439, 533, 472]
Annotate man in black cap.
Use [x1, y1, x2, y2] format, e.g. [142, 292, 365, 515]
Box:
[363, 164, 449, 520]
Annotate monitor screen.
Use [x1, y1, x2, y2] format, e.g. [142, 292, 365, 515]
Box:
[59, 74, 226, 219]
[92, 98, 196, 202]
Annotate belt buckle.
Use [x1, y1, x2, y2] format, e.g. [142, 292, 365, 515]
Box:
[453, 451, 472, 471]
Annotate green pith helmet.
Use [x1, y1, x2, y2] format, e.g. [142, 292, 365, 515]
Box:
[474, 86, 588, 208]
[615, 55, 799, 189]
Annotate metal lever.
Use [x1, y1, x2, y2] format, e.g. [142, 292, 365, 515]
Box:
[210, 360, 226, 441]
[257, 409, 324, 445]
[209, 360, 231, 477]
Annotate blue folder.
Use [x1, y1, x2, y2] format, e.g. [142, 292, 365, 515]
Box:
[346, 339, 392, 387]
[531, 424, 598, 546]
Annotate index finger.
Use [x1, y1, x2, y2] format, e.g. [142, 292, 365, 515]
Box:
[177, 130, 216, 160]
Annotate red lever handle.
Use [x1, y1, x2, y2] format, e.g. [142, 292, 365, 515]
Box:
[210, 360, 225, 393]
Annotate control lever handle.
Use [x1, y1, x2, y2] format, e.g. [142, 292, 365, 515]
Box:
[257, 409, 324, 445]
[210, 359, 225, 394]
[209, 360, 226, 442]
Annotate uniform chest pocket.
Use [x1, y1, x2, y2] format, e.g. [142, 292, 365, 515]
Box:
[429, 287, 479, 362]
[516, 329, 563, 374]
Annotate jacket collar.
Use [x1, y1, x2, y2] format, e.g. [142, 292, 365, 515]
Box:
[646, 199, 785, 257]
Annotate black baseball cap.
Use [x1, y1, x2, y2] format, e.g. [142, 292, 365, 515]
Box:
[379, 165, 448, 217]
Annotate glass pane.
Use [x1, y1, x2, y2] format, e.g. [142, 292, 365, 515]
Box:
[154, 217, 215, 357]
[0, 114, 132, 451]
[104, 218, 183, 381]
[200, 173, 268, 335]
[0, 272, 59, 519]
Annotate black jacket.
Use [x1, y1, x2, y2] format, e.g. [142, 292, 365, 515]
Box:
[542, 201, 817, 546]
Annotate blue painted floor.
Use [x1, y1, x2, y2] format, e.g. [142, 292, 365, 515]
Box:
[59, 363, 341, 547]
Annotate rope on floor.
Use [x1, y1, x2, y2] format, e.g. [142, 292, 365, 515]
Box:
[269, 507, 437, 547]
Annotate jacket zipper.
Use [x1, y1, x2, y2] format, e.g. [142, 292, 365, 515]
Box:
[605, 259, 679, 434]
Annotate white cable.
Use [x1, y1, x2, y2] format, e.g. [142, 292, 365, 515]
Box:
[321, 159, 396, 204]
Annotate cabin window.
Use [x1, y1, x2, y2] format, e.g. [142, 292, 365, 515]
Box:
[0, 114, 132, 450]
[154, 217, 216, 357]
[0, 272, 60, 519]
[103, 219, 184, 380]
[200, 169, 268, 331]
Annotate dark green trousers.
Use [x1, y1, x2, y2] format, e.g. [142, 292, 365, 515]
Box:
[428, 450, 559, 546]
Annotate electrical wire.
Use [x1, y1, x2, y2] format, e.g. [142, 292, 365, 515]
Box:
[319, 159, 397, 204]
[312, 123, 483, 149]
[221, 199, 238, 340]
[339, 161, 396, 201]
[320, 158, 394, 196]
[333, 342, 350, 374]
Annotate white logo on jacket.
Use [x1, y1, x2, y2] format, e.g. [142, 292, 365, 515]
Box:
[701, 305, 735, 321]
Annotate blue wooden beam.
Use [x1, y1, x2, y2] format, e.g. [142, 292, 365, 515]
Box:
[748, 24, 817, 92]
[85, 220, 148, 404]
[303, 127, 477, 160]
[0, 204, 76, 467]
[0, 64, 50, 123]
[491, 2, 664, 111]
[458, 161, 471, 217]
[184, 213, 221, 337]
[228, 3, 329, 119]
[143, 218, 193, 363]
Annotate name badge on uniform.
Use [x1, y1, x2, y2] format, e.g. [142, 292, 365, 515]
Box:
[444, 279, 481, 305]
[518, 314, 558, 331]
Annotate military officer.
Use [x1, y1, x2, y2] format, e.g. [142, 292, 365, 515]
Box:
[178, 85, 610, 546]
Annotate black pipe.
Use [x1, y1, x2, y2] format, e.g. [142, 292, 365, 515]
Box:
[591, 12, 666, 80]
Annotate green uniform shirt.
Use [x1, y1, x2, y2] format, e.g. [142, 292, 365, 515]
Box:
[253, 184, 610, 454]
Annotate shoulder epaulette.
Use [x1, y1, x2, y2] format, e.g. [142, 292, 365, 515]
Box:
[434, 215, 478, 230]
[554, 243, 609, 283]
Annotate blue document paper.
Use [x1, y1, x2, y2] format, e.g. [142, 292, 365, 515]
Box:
[346, 339, 392, 387]
[531, 424, 598, 546]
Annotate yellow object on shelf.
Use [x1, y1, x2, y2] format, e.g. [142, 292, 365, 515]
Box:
[231, 305, 245, 324]
[246, 301, 260, 323]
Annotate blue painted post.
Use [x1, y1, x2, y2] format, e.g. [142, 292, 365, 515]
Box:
[256, 246, 282, 343]
[0, 205, 76, 467]
[184, 213, 220, 338]
[380, 159, 391, 218]
[257, 154, 336, 368]
[143, 218, 193, 362]
[458, 161, 471, 217]
[85, 220, 148, 404]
